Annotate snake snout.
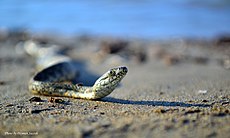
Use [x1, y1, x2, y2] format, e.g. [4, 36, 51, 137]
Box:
[117, 66, 128, 74]
[122, 66, 128, 73]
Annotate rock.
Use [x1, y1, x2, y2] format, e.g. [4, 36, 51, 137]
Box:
[29, 97, 43, 102]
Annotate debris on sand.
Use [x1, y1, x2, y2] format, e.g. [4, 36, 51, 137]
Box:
[198, 90, 208, 94]
[29, 97, 43, 103]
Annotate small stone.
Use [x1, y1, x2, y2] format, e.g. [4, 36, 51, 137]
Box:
[221, 102, 229, 105]
[182, 119, 190, 124]
[29, 97, 42, 102]
[100, 112, 105, 115]
[54, 98, 64, 103]
[36, 102, 43, 105]
[159, 92, 164, 95]
[48, 97, 64, 103]
[93, 105, 98, 110]
[5, 103, 14, 107]
[154, 108, 167, 114]
[184, 109, 201, 115]
[198, 90, 208, 94]
[49, 97, 55, 103]
[202, 99, 209, 103]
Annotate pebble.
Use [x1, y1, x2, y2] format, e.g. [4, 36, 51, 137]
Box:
[202, 100, 209, 103]
[48, 97, 65, 103]
[198, 90, 208, 94]
[5, 103, 14, 107]
[29, 97, 43, 102]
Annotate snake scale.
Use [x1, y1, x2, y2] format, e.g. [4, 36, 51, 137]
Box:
[23, 40, 128, 100]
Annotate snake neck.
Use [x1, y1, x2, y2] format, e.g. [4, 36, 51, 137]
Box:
[91, 84, 118, 99]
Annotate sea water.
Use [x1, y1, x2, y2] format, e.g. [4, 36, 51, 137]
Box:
[0, 0, 230, 38]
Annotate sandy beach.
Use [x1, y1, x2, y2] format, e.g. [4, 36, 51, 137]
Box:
[0, 31, 229, 138]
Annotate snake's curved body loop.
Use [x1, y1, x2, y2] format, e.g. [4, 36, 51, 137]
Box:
[24, 41, 128, 99]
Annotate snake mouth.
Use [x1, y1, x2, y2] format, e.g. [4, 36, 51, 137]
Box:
[118, 66, 128, 73]
[110, 66, 128, 79]
[116, 66, 128, 77]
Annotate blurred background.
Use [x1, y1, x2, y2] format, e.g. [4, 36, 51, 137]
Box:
[0, 0, 230, 39]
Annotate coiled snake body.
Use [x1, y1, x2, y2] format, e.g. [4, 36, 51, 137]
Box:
[24, 41, 128, 99]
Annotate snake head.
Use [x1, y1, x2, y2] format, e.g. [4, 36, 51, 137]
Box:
[93, 66, 128, 96]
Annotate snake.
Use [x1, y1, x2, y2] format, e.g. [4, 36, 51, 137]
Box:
[23, 40, 128, 100]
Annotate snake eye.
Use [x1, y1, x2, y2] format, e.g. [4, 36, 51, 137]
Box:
[109, 70, 116, 76]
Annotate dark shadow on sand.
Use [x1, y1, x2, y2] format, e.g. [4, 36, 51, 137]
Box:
[72, 61, 100, 86]
[102, 97, 210, 107]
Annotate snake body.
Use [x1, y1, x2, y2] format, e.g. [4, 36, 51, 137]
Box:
[24, 41, 128, 99]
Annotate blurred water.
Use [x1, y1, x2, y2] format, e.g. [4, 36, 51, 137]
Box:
[0, 0, 230, 38]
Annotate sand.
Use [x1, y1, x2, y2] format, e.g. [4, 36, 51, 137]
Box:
[0, 31, 229, 138]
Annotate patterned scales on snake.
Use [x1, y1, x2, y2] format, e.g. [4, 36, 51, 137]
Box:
[24, 40, 128, 99]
